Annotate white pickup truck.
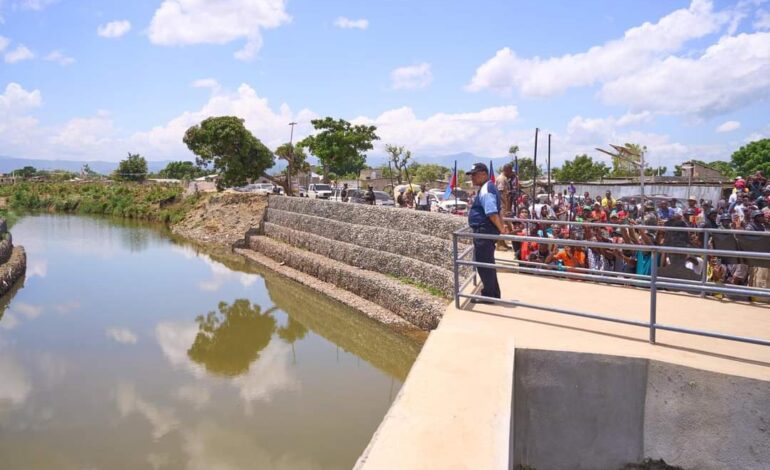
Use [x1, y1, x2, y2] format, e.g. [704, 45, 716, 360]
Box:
[307, 183, 333, 199]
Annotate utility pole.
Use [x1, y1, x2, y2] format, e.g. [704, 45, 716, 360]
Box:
[287, 122, 297, 196]
[547, 133, 552, 197]
[532, 128, 539, 210]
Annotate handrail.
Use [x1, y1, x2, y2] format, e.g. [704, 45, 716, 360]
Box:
[504, 217, 770, 236]
[451, 224, 770, 349]
[455, 231, 770, 260]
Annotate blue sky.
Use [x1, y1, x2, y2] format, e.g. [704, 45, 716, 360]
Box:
[1, 0, 769, 170]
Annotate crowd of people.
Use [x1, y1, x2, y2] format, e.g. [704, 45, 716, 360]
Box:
[491, 166, 769, 293]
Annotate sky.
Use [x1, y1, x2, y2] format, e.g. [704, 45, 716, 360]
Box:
[1, 0, 769, 171]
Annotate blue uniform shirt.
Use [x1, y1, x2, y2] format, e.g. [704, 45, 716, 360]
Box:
[468, 181, 500, 230]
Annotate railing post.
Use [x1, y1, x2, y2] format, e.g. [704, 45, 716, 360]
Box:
[700, 231, 709, 298]
[649, 252, 658, 344]
[453, 232, 460, 309]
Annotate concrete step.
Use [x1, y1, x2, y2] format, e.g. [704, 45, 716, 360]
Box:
[244, 235, 447, 330]
[263, 220, 454, 297]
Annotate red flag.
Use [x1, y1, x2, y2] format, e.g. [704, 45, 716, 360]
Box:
[489, 160, 496, 184]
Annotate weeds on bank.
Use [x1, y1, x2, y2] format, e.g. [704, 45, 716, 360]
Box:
[0, 182, 198, 224]
[388, 274, 448, 299]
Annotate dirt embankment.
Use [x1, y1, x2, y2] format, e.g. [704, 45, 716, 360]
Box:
[171, 192, 267, 246]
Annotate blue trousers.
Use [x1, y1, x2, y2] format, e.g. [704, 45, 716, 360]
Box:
[473, 227, 501, 299]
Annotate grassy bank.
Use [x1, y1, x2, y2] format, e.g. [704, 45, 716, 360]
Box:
[0, 181, 200, 224]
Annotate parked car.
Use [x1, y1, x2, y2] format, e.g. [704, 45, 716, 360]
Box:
[297, 186, 307, 197]
[373, 191, 394, 206]
[438, 200, 468, 215]
[233, 183, 283, 195]
[308, 183, 333, 199]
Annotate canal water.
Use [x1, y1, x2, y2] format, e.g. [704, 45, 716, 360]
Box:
[0, 215, 421, 469]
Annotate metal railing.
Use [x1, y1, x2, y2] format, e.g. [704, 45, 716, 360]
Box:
[451, 220, 770, 347]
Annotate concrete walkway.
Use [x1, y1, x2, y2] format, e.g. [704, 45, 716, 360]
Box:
[357, 270, 770, 470]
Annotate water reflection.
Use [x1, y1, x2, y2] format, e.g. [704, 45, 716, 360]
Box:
[0, 215, 421, 469]
[188, 299, 278, 377]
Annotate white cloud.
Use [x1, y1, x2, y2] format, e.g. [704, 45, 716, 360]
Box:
[755, 8, 770, 29]
[106, 327, 139, 344]
[0, 313, 19, 330]
[51, 110, 116, 156]
[4, 44, 34, 63]
[745, 123, 770, 142]
[390, 63, 433, 90]
[191, 78, 220, 90]
[0, 36, 8, 52]
[13, 0, 57, 11]
[97, 20, 131, 38]
[175, 384, 210, 409]
[0, 83, 42, 152]
[0, 354, 30, 406]
[155, 321, 205, 377]
[27, 258, 47, 278]
[467, 0, 730, 96]
[599, 32, 770, 116]
[558, 112, 725, 169]
[148, 0, 291, 61]
[334, 16, 368, 29]
[0, 82, 42, 112]
[353, 105, 520, 157]
[155, 320, 297, 411]
[716, 120, 741, 132]
[116, 382, 179, 439]
[44, 50, 74, 66]
[131, 83, 316, 159]
[13, 302, 43, 319]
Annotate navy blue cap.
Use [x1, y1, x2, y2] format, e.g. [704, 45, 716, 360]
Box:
[465, 162, 489, 175]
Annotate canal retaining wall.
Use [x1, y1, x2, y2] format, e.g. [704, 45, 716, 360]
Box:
[243, 197, 468, 330]
[0, 219, 26, 297]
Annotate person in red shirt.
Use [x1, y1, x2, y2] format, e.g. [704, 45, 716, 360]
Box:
[592, 202, 607, 222]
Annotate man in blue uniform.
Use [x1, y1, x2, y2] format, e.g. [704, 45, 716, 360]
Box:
[466, 163, 508, 301]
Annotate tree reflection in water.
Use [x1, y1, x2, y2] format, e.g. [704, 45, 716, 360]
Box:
[277, 317, 308, 364]
[187, 299, 278, 376]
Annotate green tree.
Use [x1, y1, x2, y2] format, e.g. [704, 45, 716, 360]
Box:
[673, 160, 735, 179]
[187, 299, 278, 376]
[183, 116, 274, 190]
[731, 139, 770, 177]
[516, 157, 543, 181]
[12, 166, 38, 178]
[386, 144, 412, 184]
[552, 154, 610, 182]
[706, 160, 737, 179]
[113, 153, 148, 182]
[298, 117, 379, 182]
[610, 143, 646, 177]
[277, 316, 308, 364]
[645, 166, 667, 177]
[411, 163, 450, 183]
[275, 142, 309, 195]
[158, 161, 207, 180]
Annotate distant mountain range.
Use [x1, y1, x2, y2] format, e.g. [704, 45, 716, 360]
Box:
[366, 152, 508, 171]
[0, 155, 173, 175]
[0, 152, 509, 176]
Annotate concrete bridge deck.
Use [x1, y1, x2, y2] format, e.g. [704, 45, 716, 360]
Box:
[357, 270, 770, 469]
